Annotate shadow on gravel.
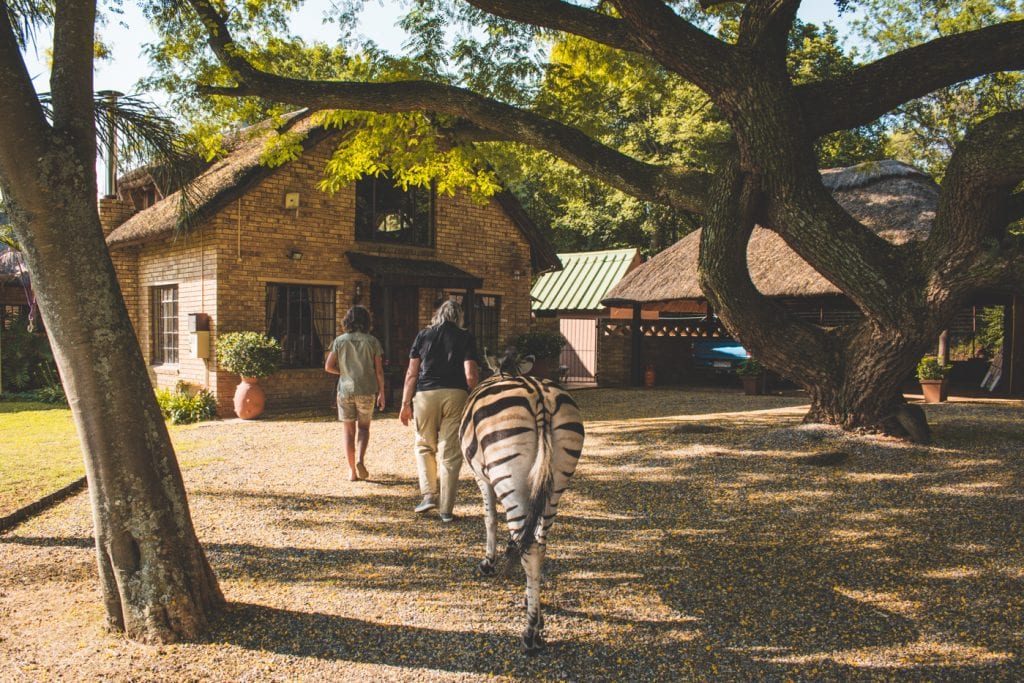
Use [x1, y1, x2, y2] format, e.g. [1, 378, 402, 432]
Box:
[207, 601, 620, 677]
[208, 601, 509, 668]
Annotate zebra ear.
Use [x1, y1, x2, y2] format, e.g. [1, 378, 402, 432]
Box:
[482, 347, 502, 373]
[518, 354, 535, 375]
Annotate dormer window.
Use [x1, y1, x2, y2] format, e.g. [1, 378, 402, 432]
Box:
[355, 174, 435, 247]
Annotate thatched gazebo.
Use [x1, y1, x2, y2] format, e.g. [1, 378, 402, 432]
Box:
[601, 161, 1021, 393]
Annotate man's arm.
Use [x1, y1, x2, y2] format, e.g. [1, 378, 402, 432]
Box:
[399, 358, 421, 427]
[464, 359, 479, 391]
[374, 354, 386, 410]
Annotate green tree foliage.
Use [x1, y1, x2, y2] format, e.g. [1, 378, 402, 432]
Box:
[855, 0, 1024, 178]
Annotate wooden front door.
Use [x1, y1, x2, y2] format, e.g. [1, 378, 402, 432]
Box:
[370, 284, 420, 374]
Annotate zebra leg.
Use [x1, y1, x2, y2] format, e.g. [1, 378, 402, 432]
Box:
[520, 542, 546, 654]
[475, 478, 498, 577]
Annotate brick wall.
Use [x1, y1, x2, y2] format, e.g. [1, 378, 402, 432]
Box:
[110, 134, 538, 416]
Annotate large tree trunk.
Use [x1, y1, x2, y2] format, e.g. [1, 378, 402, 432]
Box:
[3, 149, 223, 643]
[699, 158, 944, 441]
[0, 0, 221, 641]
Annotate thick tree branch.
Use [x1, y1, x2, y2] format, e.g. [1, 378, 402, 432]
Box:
[50, 0, 96, 162]
[738, 0, 800, 56]
[798, 21, 1024, 135]
[188, 0, 710, 212]
[699, 160, 836, 388]
[611, 0, 735, 94]
[465, 0, 642, 53]
[933, 111, 1024, 247]
[931, 110, 1024, 293]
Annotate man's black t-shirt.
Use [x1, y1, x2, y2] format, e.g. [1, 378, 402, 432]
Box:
[410, 321, 479, 392]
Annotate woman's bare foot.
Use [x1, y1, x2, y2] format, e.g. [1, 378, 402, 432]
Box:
[356, 462, 369, 479]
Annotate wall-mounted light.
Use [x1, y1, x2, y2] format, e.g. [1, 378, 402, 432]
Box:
[284, 192, 300, 209]
[288, 249, 303, 261]
[355, 282, 363, 297]
[512, 268, 524, 280]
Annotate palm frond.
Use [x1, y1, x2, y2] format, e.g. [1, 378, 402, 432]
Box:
[5, 0, 54, 49]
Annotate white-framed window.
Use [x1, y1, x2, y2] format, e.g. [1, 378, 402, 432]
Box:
[152, 285, 179, 364]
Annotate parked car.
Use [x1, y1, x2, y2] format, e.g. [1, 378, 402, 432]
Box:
[692, 339, 750, 374]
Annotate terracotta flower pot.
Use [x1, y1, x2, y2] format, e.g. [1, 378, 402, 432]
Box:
[233, 377, 266, 419]
[740, 374, 766, 396]
[920, 379, 947, 404]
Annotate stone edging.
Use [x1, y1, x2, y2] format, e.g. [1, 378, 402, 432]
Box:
[0, 477, 87, 534]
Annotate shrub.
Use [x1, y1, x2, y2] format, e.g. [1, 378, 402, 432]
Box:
[916, 356, 952, 381]
[506, 329, 567, 360]
[216, 331, 282, 378]
[736, 358, 765, 376]
[34, 382, 67, 405]
[0, 311, 57, 392]
[156, 386, 218, 425]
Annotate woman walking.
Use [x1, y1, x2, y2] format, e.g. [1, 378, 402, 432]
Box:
[325, 305, 385, 481]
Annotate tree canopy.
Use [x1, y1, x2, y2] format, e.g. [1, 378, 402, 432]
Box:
[164, 0, 1022, 437]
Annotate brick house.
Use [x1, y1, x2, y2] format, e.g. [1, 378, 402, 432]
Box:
[101, 112, 560, 415]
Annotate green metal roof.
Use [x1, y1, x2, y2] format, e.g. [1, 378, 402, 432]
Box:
[531, 248, 638, 312]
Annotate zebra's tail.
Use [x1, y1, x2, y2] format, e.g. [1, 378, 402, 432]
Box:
[517, 402, 554, 555]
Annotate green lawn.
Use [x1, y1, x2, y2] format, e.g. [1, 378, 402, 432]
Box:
[0, 401, 84, 516]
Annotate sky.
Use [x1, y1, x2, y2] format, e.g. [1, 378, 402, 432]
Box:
[21, 0, 855, 104]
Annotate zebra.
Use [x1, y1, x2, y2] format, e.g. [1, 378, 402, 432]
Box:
[459, 348, 585, 654]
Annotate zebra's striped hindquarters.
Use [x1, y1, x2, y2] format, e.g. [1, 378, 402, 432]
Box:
[461, 374, 584, 550]
[459, 373, 585, 652]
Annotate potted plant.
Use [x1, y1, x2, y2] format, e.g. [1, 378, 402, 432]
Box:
[736, 357, 767, 395]
[216, 331, 282, 419]
[506, 329, 568, 382]
[916, 355, 951, 403]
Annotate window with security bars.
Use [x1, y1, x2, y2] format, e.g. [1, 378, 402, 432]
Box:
[448, 292, 501, 357]
[152, 285, 179, 364]
[266, 283, 336, 368]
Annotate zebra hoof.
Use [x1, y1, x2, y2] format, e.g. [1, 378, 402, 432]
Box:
[475, 559, 496, 577]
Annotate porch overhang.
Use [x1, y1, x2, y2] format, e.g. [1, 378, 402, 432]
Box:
[345, 252, 483, 289]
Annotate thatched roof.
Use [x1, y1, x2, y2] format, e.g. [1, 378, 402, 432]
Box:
[602, 160, 938, 305]
[106, 111, 327, 248]
[105, 113, 561, 272]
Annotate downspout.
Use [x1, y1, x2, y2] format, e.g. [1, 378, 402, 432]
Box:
[97, 90, 123, 198]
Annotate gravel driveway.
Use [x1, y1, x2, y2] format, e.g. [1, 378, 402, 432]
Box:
[1, 387, 1022, 681]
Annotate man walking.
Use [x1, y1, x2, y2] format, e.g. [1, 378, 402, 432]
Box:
[398, 300, 479, 522]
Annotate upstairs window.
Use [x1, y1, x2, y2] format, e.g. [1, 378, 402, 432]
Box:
[152, 285, 179, 365]
[266, 283, 336, 369]
[355, 175, 434, 247]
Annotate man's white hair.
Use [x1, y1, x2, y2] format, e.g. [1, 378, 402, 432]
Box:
[431, 300, 464, 327]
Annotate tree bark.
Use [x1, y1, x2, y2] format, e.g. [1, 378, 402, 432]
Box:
[2, 144, 223, 640]
[3, 159, 223, 641]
